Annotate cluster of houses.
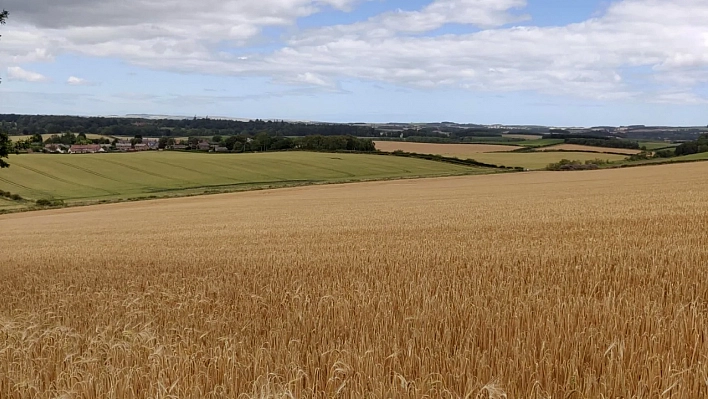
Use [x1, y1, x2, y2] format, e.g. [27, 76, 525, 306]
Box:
[42, 139, 231, 154]
[44, 139, 161, 154]
[168, 140, 229, 152]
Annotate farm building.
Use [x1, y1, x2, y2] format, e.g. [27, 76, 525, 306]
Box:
[115, 141, 132, 151]
[44, 144, 68, 153]
[69, 144, 103, 154]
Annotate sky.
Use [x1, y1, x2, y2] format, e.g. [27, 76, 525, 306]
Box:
[1, 0, 707, 126]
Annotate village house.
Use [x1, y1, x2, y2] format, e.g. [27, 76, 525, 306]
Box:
[69, 144, 103, 154]
[168, 144, 187, 150]
[212, 146, 229, 152]
[133, 143, 149, 151]
[44, 144, 68, 153]
[197, 140, 211, 151]
[145, 140, 160, 150]
[115, 141, 133, 151]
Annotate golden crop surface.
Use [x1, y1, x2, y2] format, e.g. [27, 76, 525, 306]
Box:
[1, 162, 708, 398]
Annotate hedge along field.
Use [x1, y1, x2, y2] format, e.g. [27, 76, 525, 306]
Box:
[0, 152, 491, 210]
[9, 133, 110, 142]
[1, 162, 707, 398]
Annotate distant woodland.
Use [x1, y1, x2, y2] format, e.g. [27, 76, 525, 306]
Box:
[1, 114, 706, 144]
[0, 114, 380, 138]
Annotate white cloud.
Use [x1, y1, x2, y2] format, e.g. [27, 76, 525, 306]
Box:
[289, 0, 528, 45]
[67, 76, 96, 86]
[2, 0, 708, 104]
[6, 66, 49, 82]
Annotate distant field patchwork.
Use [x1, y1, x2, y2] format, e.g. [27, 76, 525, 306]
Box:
[0, 152, 492, 210]
[638, 141, 679, 151]
[467, 152, 628, 169]
[374, 141, 521, 156]
[501, 133, 543, 140]
[373, 141, 629, 169]
[539, 144, 643, 155]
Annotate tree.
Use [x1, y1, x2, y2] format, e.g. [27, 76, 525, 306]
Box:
[30, 133, 44, 144]
[0, 128, 9, 168]
[0, 10, 8, 167]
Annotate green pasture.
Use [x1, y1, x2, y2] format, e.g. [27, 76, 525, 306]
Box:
[0, 151, 492, 210]
[638, 141, 679, 151]
[617, 151, 708, 167]
[516, 139, 565, 148]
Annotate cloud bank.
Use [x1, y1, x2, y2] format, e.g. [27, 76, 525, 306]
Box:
[1, 0, 707, 104]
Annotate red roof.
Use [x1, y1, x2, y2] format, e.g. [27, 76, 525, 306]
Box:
[70, 145, 101, 150]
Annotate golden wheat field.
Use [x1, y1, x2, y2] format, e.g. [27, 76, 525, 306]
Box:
[2, 162, 708, 398]
[373, 141, 521, 155]
[538, 144, 643, 155]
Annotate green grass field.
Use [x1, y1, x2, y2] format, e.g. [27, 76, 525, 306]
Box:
[0, 152, 492, 210]
[617, 151, 708, 166]
[638, 141, 679, 151]
[675, 152, 708, 161]
[469, 152, 628, 170]
[516, 139, 565, 148]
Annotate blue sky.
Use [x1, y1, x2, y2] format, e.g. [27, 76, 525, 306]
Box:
[1, 0, 708, 126]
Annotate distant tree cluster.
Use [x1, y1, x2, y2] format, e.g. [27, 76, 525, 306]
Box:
[201, 134, 375, 153]
[0, 126, 8, 168]
[563, 137, 641, 150]
[0, 11, 9, 167]
[545, 158, 611, 171]
[43, 132, 110, 145]
[674, 134, 708, 156]
[380, 127, 508, 141]
[0, 114, 380, 138]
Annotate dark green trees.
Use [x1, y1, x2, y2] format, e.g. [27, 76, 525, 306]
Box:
[675, 134, 708, 156]
[0, 10, 8, 168]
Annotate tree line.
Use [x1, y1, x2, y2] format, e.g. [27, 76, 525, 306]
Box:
[563, 137, 641, 150]
[380, 127, 528, 140]
[0, 114, 380, 138]
[166, 134, 376, 153]
[0, 11, 9, 168]
[10, 131, 376, 154]
[674, 134, 708, 156]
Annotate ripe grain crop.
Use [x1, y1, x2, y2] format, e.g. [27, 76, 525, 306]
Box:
[539, 144, 643, 155]
[373, 141, 521, 155]
[1, 162, 708, 398]
[466, 151, 628, 169]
